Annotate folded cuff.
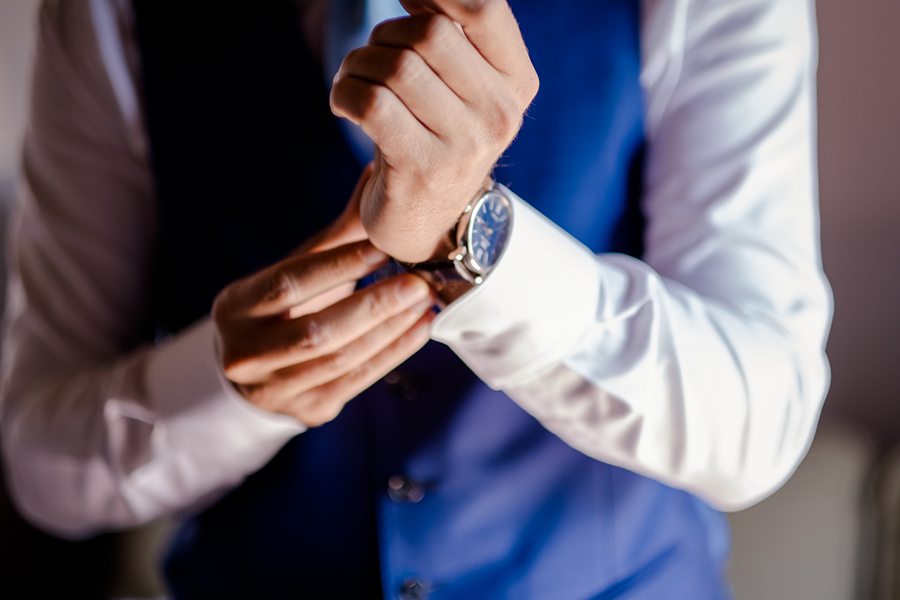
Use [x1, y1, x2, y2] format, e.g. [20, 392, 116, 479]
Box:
[145, 319, 305, 470]
[431, 193, 600, 389]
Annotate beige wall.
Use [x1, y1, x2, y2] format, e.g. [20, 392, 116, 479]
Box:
[817, 0, 900, 445]
[0, 0, 38, 198]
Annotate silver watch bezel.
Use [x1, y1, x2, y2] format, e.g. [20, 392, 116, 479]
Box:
[449, 182, 514, 284]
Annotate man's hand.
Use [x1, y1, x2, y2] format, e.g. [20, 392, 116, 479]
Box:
[211, 171, 435, 428]
[330, 0, 538, 262]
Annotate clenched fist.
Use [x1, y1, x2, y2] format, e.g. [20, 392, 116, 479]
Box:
[330, 0, 538, 262]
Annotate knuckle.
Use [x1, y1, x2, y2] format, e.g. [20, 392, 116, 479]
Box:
[344, 46, 366, 67]
[291, 318, 326, 353]
[353, 360, 376, 383]
[370, 19, 389, 41]
[212, 277, 251, 322]
[361, 286, 392, 319]
[321, 347, 351, 374]
[397, 275, 429, 301]
[485, 94, 523, 144]
[238, 383, 271, 409]
[260, 267, 299, 306]
[523, 68, 540, 102]
[457, 126, 482, 158]
[350, 244, 372, 268]
[302, 414, 325, 428]
[457, 0, 497, 16]
[329, 79, 346, 113]
[320, 400, 345, 423]
[299, 406, 326, 428]
[419, 14, 455, 51]
[220, 349, 250, 382]
[361, 84, 392, 121]
[392, 48, 425, 84]
[303, 398, 344, 428]
[221, 361, 239, 382]
[331, 245, 369, 277]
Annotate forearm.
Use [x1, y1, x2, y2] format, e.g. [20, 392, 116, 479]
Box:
[1, 313, 303, 539]
[432, 191, 831, 511]
[501, 257, 828, 511]
[429, 0, 830, 510]
[0, 2, 307, 537]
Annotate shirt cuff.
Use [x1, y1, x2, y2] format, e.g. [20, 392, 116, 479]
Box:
[144, 319, 306, 470]
[431, 192, 600, 390]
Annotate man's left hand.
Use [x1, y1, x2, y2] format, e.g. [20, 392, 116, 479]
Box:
[330, 0, 538, 263]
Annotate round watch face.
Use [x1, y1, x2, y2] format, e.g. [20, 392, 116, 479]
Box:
[467, 189, 513, 273]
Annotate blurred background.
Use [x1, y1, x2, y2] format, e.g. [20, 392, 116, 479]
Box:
[1, 0, 898, 598]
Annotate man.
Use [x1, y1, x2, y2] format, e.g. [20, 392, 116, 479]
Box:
[1, 0, 831, 598]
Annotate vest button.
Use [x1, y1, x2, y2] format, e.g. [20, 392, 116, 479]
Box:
[384, 370, 419, 401]
[398, 578, 430, 600]
[387, 475, 425, 503]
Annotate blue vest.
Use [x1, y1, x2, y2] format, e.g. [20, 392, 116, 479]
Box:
[132, 1, 732, 598]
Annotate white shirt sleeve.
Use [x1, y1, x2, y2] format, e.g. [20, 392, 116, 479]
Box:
[0, 0, 304, 539]
[432, 0, 833, 511]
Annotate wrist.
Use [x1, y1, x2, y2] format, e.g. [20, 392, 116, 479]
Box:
[405, 179, 514, 305]
[425, 176, 496, 260]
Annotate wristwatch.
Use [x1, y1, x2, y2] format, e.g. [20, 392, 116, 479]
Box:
[405, 179, 515, 305]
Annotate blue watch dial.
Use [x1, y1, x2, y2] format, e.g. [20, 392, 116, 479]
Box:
[468, 189, 513, 273]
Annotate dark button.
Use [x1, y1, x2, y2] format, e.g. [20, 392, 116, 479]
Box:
[387, 475, 425, 503]
[398, 578, 430, 600]
[384, 370, 420, 401]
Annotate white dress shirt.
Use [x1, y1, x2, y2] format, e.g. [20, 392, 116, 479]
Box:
[0, 0, 832, 539]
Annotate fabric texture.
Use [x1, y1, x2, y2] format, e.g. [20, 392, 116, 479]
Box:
[0, 0, 830, 598]
[132, 1, 729, 598]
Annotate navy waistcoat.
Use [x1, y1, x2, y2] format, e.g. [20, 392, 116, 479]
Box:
[132, 1, 732, 598]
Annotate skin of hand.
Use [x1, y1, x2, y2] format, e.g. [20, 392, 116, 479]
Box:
[211, 168, 436, 427]
[330, 0, 539, 263]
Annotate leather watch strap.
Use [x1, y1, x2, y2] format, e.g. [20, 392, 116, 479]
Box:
[409, 260, 476, 306]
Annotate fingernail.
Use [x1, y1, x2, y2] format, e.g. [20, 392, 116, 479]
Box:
[398, 277, 430, 304]
[363, 246, 388, 266]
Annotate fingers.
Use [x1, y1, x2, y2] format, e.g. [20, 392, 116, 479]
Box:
[238, 297, 434, 409]
[339, 44, 468, 137]
[215, 240, 388, 320]
[286, 281, 357, 321]
[286, 310, 435, 427]
[330, 72, 435, 158]
[367, 13, 535, 143]
[369, 14, 501, 109]
[211, 160, 442, 428]
[398, 0, 534, 85]
[331, 3, 539, 170]
[222, 274, 432, 382]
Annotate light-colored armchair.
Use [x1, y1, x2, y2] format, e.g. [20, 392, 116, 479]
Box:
[729, 421, 876, 599]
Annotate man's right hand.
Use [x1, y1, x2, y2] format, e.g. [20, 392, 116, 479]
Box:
[211, 240, 434, 428]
